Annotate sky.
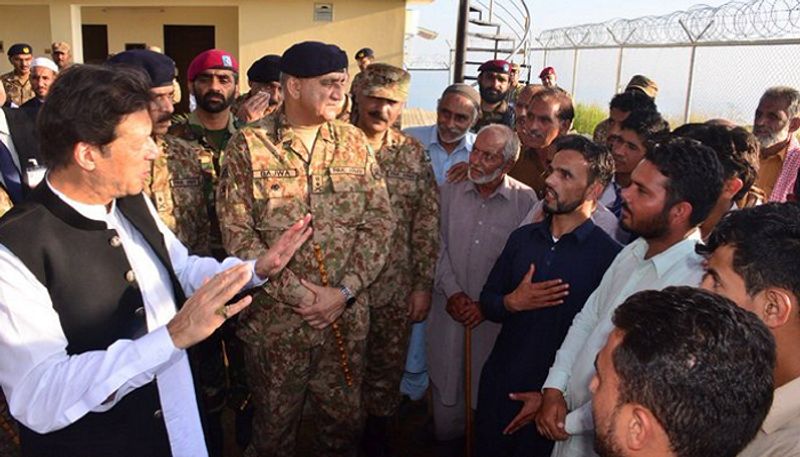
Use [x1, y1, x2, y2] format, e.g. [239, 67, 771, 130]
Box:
[403, 0, 799, 124]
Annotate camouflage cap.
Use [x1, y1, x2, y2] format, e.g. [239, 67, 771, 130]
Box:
[626, 74, 658, 99]
[51, 41, 71, 53]
[360, 63, 410, 102]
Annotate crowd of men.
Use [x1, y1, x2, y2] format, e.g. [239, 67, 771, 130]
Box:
[0, 36, 798, 457]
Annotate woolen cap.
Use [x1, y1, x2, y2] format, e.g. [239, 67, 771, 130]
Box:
[187, 49, 238, 82]
[360, 63, 410, 102]
[8, 43, 32, 57]
[441, 83, 481, 111]
[281, 41, 347, 78]
[108, 49, 176, 88]
[247, 54, 281, 83]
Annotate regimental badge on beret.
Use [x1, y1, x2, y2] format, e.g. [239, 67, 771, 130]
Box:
[355, 47, 375, 61]
[222, 55, 232, 67]
[478, 59, 511, 75]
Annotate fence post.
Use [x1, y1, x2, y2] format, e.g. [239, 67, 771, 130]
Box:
[614, 46, 624, 93]
[571, 48, 580, 100]
[683, 45, 697, 123]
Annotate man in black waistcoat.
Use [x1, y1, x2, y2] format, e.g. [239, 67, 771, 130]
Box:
[0, 64, 313, 457]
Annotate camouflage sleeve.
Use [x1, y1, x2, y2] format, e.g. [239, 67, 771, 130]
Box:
[339, 140, 396, 296]
[216, 130, 309, 306]
[410, 150, 440, 293]
[185, 145, 212, 256]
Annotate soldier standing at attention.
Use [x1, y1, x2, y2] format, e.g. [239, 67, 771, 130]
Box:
[1, 44, 35, 107]
[353, 63, 440, 456]
[216, 41, 395, 457]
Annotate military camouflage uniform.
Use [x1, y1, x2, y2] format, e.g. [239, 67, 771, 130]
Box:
[169, 110, 239, 259]
[144, 135, 211, 255]
[0, 72, 34, 107]
[473, 99, 515, 132]
[0, 187, 12, 218]
[217, 110, 395, 457]
[363, 128, 439, 417]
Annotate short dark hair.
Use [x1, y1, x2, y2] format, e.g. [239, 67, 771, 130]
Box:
[701, 203, 800, 300]
[38, 64, 152, 169]
[612, 286, 775, 457]
[609, 90, 656, 114]
[554, 134, 615, 187]
[620, 109, 670, 152]
[672, 123, 759, 202]
[530, 87, 574, 124]
[644, 137, 724, 227]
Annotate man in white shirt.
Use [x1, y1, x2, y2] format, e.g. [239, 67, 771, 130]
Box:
[503, 138, 725, 457]
[0, 64, 311, 457]
[700, 203, 800, 457]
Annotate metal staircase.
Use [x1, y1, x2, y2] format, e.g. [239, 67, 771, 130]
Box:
[462, 0, 533, 83]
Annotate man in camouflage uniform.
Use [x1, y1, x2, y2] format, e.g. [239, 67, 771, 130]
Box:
[1, 44, 35, 107]
[234, 54, 283, 123]
[352, 63, 439, 456]
[217, 41, 395, 457]
[473, 59, 515, 133]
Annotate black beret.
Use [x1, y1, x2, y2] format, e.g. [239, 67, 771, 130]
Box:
[355, 47, 374, 60]
[107, 49, 176, 88]
[247, 54, 281, 83]
[8, 43, 32, 57]
[281, 41, 347, 78]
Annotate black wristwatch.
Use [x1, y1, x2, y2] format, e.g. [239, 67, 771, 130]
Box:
[338, 285, 357, 308]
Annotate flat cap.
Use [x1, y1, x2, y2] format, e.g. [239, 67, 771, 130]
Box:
[355, 47, 374, 60]
[31, 57, 59, 74]
[247, 54, 281, 83]
[108, 49, 176, 88]
[478, 59, 511, 74]
[626, 74, 658, 99]
[539, 66, 556, 78]
[8, 43, 32, 57]
[442, 83, 481, 111]
[281, 41, 347, 78]
[360, 63, 410, 102]
[187, 49, 238, 82]
[51, 42, 70, 53]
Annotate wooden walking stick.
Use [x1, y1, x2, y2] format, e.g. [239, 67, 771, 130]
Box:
[312, 242, 354, 387]
[465, 325, 473, 457]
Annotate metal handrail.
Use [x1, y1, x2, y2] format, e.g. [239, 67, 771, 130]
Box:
[470, 0, 532, 60]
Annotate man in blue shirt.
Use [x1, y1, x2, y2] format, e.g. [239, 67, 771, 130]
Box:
[476, 135, 622, 457]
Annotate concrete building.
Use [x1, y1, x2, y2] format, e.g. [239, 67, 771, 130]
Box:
[0, 0, 431, 111]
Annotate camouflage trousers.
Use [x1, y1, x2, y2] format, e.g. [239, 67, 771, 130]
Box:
[0, 391, 20, 457]
[362, 291, 413, 417]
[244, 324, 367, 457]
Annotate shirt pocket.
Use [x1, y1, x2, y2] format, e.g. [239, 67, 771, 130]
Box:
[326, 172, 368, 225]
[253, 177, 306, 230]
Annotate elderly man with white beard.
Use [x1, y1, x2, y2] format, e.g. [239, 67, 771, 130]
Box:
[752, 86, 800, 202]
[426, 124, 537, 455]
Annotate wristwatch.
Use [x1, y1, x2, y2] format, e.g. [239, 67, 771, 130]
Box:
[338, 285, 357, 308]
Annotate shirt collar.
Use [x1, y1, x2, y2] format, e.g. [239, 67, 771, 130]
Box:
[762, 376, 800, 434]
[46, 176, 117, 222]
[0, 109, 9, 136]
[188, 109, 238, 135]
[427, 125, 472, 152]
[534, 215, 596, 244]
[635, 229, 702, 277]
[464, 174, 512, 201]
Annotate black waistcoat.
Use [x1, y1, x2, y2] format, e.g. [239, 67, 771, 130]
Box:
[0, 184, 188, 457]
